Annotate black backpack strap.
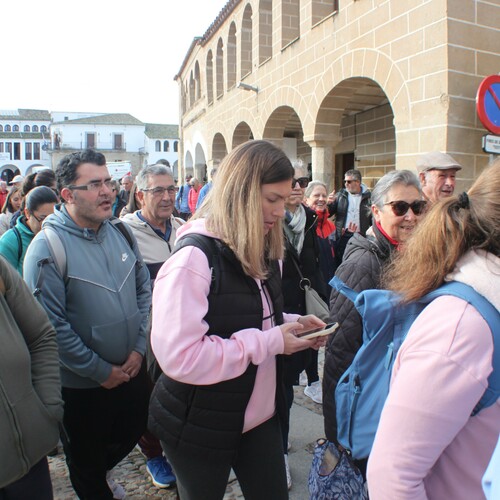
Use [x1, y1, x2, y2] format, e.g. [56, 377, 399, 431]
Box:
[110, 217, 134, 249]
[12, 226, 22, 263]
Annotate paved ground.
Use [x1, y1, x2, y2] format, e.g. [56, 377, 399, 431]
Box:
[49, 349, 326, 499]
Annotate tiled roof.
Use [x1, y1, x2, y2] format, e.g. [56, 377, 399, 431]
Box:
[0, 109, 51, 121]
[144, 123, 179, 139]
[52, 113, 144, 126]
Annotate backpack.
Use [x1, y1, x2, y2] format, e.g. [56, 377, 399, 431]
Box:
[331, 276, 500, 460]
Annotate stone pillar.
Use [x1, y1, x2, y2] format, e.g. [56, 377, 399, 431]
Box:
[308, 141, 336, 192]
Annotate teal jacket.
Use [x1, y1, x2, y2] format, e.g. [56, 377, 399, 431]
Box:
[0, 216, 34, 275]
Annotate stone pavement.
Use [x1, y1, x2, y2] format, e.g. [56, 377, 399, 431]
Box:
[49, 349, 326, 499]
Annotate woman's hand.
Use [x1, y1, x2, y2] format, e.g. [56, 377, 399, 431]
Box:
[280, 321, 327, 355]
[297, 314, 326, 332]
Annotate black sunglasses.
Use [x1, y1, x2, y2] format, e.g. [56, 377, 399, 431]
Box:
[384, 200, 427, 216]
[292, 177, 309, 188]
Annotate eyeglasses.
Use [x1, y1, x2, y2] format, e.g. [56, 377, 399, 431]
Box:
[68, 180, 114, 192]
[31, 213, 50, 223]
[384, 200, 427, 216]
[292, 177, 309, 188]
[142, 186, 176, 197]
[344, 179, 359, 185]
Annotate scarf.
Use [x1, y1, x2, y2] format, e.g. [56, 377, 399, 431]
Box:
[315, 209, 336, 239]
[284, 204, 307, 254]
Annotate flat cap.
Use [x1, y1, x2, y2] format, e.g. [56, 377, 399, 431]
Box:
[416, 152, 462, 173]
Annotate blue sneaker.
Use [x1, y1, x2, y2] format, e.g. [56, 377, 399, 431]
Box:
[146, 456, 176, 488]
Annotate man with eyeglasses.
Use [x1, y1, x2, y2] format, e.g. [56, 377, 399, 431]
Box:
[24, 149, 151, 500]
[416, 151, 462, 204]
[121, 164, 183, 489]
[328, 168, 372, 265]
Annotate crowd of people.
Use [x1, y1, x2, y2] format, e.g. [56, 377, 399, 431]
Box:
[0, 144, 498, 500]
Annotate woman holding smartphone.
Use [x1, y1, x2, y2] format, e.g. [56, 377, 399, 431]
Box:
[149, 140, 326, 500]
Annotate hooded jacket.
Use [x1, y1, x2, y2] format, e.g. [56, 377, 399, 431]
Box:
[23, 204, 151, 389]
[0, 257, 63, 488]
[0, 216, 34, 274]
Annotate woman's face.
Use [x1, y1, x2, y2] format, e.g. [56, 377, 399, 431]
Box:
[262, 179, 292, 234]
[372, 184, 423, 244]
[305, 185, 328, 212]
[285, 168, 308, 211]
[10, 192, 22, 211]
[25, 202, 56, 235]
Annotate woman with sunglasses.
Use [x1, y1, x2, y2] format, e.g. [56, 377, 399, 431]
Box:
[0, 186, 58, 275]
[281, 164, 328, 488]
[368, 162, 500, 500]
[323, 169, 425, 478]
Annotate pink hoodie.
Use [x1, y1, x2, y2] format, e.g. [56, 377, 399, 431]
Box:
[367, 250, 500, 500]
[151, 218, 299, 433]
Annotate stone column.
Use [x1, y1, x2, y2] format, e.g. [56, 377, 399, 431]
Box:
[308, 141, 337, 192]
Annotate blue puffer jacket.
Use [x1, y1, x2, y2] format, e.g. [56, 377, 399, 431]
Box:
[23, 204, 151, 389]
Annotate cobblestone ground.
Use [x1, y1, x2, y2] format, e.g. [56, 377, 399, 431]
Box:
[50, 350, 325, 499]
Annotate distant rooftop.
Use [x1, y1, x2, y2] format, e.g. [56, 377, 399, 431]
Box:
[52, 113, 144, 126]
[0, 109, 51, 121]
[145, 123, 179, 139]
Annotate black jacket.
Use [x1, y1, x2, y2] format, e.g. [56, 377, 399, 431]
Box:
[282, 206, 327, 382]
[322, 225, 396, 443]
[148, 238, 287, 460]
[328, 188, 372, 238]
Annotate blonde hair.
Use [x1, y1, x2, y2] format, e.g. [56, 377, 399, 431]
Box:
[194, 140, 294, 279]
[384, 161, 500, 301]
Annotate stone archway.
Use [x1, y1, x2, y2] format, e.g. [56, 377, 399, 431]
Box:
[232, 122, 254, 149]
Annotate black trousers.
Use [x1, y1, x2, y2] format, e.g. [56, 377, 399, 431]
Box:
[0, 458, 52, 500]
[162, 415, 288, 500]
[61, 367, 149, 499]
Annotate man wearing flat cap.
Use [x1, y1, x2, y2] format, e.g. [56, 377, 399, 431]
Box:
[416, 151, 462, 204]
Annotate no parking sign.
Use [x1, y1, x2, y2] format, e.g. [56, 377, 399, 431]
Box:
[477, 75, 500, 135]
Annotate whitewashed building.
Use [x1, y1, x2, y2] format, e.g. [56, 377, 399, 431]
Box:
[144, 124, 180, 180]
[0, 109, 52, 183]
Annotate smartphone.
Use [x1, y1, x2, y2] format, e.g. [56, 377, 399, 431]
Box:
[296, 322, 339, 340]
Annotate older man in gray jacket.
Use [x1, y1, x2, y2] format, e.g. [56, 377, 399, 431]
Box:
[24, 149, 151, 500]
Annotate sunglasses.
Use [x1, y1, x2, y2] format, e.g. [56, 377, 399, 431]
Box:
[292, 177, 309, 188]
[344, 179, 359, 184]
[384, 200, 427, 216]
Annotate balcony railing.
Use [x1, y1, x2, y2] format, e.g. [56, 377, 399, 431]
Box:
[47, 142, 127, 151]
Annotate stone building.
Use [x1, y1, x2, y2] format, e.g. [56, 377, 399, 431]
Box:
[175, 0, 500, 190]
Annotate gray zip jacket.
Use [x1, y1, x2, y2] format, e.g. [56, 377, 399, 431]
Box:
[23, 204, 151, 389]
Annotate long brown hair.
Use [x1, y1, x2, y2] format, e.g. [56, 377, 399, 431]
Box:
[194, 140, 294, 279]
[383, 161, 500, 301]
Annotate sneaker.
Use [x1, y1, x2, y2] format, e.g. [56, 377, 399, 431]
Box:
[106, 472, 126, 500]
[299, 371, 308, 386]
[284, 454, 292, 490]
[304, 380, 323, 404]
[146, 456, 176, 488]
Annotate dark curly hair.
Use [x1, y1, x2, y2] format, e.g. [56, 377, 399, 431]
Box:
[56, 149, 106, 192]
[21, 169, 56, 197]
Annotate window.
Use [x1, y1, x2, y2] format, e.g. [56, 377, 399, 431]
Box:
[259, 0, 273, 64]
[241, 4, 253, 78]
[113, 134, 123, 150]
[24, 125, 30, 132]
[0, 125, 3, 132]
[86, 133, 96, 149]
[5, 125, 11, 132]
[194, 61, 201, 100]
[32, 125, 39, 132]
[155, 140, 161, 152]
[206, 51, 214, 105]
[227, 23, 237, 89]
[6, 143, 12, 156]
[14, 142, 21, 160]
[41, 125, 47, 133]
[174, 141, 178, 153]
[216, 38, 224, 98]
[13, 125, 19, 132]
[0, 143, 3, 153]
[282, 0, 300, 48]
[25, 142, 32, 160]
[163, 141, 169, 152]
[34, 143, 41, 160]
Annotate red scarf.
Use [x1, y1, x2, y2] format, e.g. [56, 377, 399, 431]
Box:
[315, 209, 336, 239]
[375, 220, 400, 250]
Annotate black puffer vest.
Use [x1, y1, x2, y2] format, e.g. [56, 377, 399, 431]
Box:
[148, 235, 286, 460]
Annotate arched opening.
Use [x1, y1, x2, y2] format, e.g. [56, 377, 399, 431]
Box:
[206, 50, 214, 105]
[311, 0, 336, 26]
[282, 0, 299, 48]
[164, 140, 170, 152]
[24, 125, 31, 132]
[232, 122, 254, 149]
[216, 38, 224, 99]
[189, 71, 195, 106]
[212, 133, 228, 164]
[227, 23, 237, 89]
[155, 140, 161, 152]
[241, 4, 253, 79]
[194, 61, 201, 100]
[259, 0, 272, 64]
